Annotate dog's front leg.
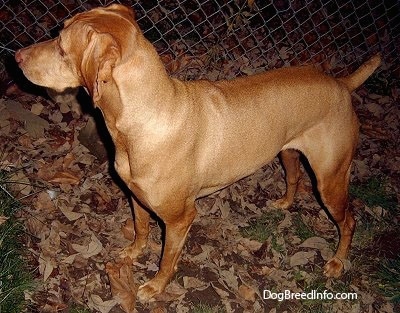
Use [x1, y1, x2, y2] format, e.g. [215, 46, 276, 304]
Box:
[137, 201, 197, 301]
[120, 197, 150, 260]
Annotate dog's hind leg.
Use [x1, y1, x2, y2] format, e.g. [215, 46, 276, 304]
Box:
[325, 171, 355, 277]
[305, 137, 357, 278]
[273, 149, 302, 209]
[318, 162, 355, 277]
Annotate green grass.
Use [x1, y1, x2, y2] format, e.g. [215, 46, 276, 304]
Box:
[240, 209, 285, 242]
[350, 176, 400, 306]
[293, 213, 315, 241]
[297, 276, 330, 312]
[351, 176, 399, 248]
[376, 257, 400, 304]
[192, 302, 224, 313]
[270, 235, 285, 253]
[0, 170, 34, 313]
[353, 216, 380, 248]
[350, 176, 398, 211]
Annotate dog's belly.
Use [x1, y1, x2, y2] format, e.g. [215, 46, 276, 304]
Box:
[196, 136, 283, 198]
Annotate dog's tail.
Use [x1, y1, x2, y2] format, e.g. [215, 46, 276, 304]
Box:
[338, 53, 382, 92]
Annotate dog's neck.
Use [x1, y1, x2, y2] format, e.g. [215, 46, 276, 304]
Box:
[95, 35, 186, 136]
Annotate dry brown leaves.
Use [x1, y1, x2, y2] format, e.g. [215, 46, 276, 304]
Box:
[106, 258, 138, 313]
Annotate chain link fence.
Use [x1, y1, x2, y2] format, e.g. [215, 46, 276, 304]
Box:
[1, 0, 399, 82]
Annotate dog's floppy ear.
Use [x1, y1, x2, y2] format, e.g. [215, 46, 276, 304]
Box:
[81, 29, 120, 104]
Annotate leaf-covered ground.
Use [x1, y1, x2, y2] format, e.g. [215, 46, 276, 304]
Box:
[0, 56, 399, 313]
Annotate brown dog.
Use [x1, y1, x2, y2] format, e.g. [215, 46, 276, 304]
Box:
[15, 4, 381, 301]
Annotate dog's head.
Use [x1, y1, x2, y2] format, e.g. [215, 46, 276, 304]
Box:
[15, 4, 139, 103]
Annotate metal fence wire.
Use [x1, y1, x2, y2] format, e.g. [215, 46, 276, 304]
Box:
[1, 0, 399, 81]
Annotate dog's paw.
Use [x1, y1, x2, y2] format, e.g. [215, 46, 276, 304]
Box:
[272, 197, 292, 210]
[119, 243, 143, 261]
[137, 280, 163, 302]
[323, 257, 350, 278]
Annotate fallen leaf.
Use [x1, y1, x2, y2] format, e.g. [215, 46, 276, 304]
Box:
[39, 256, 56, 282]
[146, 261, 159, 272]
[247, 0, 255, 9]
[320, 248, 334, 261]
[183, 276, 207, 289]
[62, 152, 76, 169]
[49, 170, 80, 185]
[18, 134, 33, 148]
[72, 232, 103, 259]
[211, 198, 230, 218]
[238, 238, 263, 251]
[49, 110, 63, 123]
[106, 258, 137, 313]
[342, 258, 352, 272]
[238, 284, 256, 302]
[192, 244, 214, 262]
[61, 253, 78, 264]
[277, 212, 292, 230]
[219, 200, 231, 219]
[289, 251, 316, 267]
[361, 123, 389, 140]
[46, 189, 59, 200]
[87, 294, 117, 313]
[9, 170, 32, 195]
[353, 160, 370, 179]
[59, 102, 71, 114]
[58, 201, 83, 221]
[35, 191, 56, 211]
[299, 236, 334, 261]
[31, 102, 44, 115]
[39, 225, 61, 281]
[4, 99, 49, 138]
[25, 216, 47, 238]
[211, 283, 230, 299]
[365, 101, 384, 116]
[299, 236, 329, 250]
[40, 296, 68, 312]
[219, 267, 238, 291]
[153, 281, 187, 302]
